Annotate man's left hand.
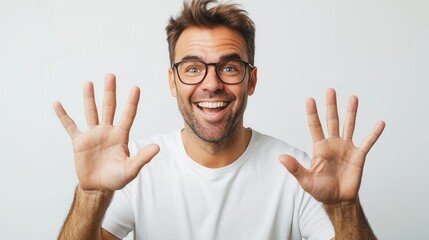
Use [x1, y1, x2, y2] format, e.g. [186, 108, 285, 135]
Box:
[280, 88, 385, 204]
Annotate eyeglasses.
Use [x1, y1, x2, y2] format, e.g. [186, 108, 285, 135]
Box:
[171, 59, 254, 85]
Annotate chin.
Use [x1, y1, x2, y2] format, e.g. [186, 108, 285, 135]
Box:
[191, 120, 240, 143]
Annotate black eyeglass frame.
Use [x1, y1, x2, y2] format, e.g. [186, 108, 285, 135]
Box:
[171, 59, 254, 85]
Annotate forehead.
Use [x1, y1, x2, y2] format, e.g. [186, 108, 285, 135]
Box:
[174, 26, 248, 62]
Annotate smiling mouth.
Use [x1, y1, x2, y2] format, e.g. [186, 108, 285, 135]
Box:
[197, 101, 229, 109]
[195, 101, 230, 118]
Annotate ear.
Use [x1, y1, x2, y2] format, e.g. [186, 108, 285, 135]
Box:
[168, 68, 177, 97]
[247, 67, 257, 96]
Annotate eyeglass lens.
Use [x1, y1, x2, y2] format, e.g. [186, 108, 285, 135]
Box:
[177, 60, 245, 84]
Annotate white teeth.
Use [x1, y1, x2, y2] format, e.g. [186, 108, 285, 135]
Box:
[197, 102, 228, 108]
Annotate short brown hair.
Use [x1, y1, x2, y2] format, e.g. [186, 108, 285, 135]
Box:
[166, 0, 255, 65]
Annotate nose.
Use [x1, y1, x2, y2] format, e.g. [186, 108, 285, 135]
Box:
[200, 65, 224, 92]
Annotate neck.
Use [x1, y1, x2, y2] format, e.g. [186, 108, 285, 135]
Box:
[181, 124, 252, 168]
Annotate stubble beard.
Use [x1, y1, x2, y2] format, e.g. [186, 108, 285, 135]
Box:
[178, 92, 248, 144]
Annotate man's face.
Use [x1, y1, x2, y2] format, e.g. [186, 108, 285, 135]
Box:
[169, 26, 257, 143]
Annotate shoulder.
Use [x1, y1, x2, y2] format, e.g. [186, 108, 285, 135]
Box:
[250, 129, 311, 168]
[128, 129, 187, 179]
[129, 130, 181, 155]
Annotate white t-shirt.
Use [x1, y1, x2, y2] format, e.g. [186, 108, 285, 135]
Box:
[102, 129, 335, 240]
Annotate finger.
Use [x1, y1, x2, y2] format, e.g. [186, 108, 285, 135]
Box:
[342, 95, 358, 140]
[306, 98, 325, 142]
[279, 154, 312, 191]
[127, 144, 160, 179]
[118, 86, 141, 132]
[326, 88, 340, 137]
[102, 73, 117, 125]
[53, 101, 79, 138]
[358, 121, 386, 154]
[83, 81, 99, 126]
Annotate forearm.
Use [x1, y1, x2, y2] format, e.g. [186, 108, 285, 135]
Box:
[58, 186, 114, 240]
[324, 198, 377, 240]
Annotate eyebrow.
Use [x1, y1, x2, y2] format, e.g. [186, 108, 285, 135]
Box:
[219, 53, 242, 61]
[181, 55, 202, 62]
[180, 53, 243, 62]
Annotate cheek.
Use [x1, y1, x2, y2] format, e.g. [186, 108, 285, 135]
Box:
[231, 85, 249, 101]
[176, 85, 196, 104]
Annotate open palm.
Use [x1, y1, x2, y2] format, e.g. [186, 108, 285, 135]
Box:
[54, 74, 159, 192]
[280, 89, 385, 204]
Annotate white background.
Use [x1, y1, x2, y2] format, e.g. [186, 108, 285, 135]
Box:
[1, 0, 428, 239]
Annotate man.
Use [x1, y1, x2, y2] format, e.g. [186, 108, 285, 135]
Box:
[54, 0, 385, 239]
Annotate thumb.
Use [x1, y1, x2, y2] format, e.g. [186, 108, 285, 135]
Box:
[128, 144, 160, 178]
[279, 154, 311, 190]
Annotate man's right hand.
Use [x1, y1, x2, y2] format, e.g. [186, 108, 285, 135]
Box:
[54, 73, 159, 192]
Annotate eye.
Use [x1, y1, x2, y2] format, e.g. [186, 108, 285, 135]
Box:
[219, 60, 243, 75]
[187, 66, 201, 73]
[179, 61, 205, 76]
[222, 66, 237, 72]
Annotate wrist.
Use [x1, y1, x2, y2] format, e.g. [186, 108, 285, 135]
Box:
[77, 185, 114, 200]
[58, 186, 115, 239]
[75, 185, 114, 218]
[323, 198, 360, 214]
[324, 197, 377, 240]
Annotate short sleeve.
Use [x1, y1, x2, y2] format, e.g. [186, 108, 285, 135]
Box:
[102, 186, 135, 239]
[298, 193, 335, 240]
